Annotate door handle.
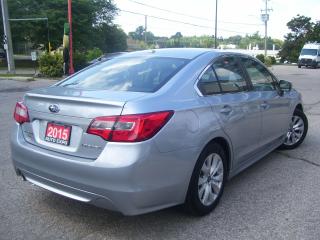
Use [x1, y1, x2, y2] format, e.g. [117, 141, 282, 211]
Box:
[220, 105, 232, 114]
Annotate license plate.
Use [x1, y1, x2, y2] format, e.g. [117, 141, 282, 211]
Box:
[45, 122, 72, 146]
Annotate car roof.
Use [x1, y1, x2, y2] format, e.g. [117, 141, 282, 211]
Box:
[116, 48, 215, 60]
[303, 43, 320, 49]
[116, 48, 251, 60]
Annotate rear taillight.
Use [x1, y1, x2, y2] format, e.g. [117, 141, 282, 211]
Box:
[14, 102, 29, 124]
[87, 111, 174, 142]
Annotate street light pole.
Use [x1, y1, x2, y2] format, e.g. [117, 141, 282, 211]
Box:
[1, 0, 15, 73]
[214, 0, 218, 49]
[68, 0, 74, 74]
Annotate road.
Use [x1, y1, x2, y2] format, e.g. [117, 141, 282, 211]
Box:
[1, 65, 320, 240]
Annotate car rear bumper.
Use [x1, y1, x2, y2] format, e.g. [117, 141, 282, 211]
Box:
[11, 124, 199, 215]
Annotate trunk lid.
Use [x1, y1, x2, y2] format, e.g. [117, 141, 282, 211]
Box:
[21, 86, 147, 159]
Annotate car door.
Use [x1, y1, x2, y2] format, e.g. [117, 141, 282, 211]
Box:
[240, 57, 291, 147]
[197, 55, 262, 168]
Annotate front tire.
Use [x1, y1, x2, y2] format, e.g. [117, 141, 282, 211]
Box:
[184, 143, 227, 216]
[280, 109, 308, 150]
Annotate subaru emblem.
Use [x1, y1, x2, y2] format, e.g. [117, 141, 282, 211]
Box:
[48, 104, 60, 113]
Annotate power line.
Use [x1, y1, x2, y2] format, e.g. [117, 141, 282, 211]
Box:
[126, 0, 262, 26]
[120, 9, 211, 29]
[119, 9, 251, 35]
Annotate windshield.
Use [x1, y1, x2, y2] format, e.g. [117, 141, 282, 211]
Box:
[300, 49, 318, 56]
[58, 57, 189, 93]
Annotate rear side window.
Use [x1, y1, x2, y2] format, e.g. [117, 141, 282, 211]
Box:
[212, 56, 248, 92]
[197, 67, 221, 95]
[59, 57, 189, 93]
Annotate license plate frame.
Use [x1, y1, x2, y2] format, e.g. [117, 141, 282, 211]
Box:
[44, 122, 72, 146]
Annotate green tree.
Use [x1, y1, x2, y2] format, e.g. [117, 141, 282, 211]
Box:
[95, 24, 127, 53]
[170, 32, 183, 47]
[1, 0, 118, 52]
[128, 26, 145, 41]
[306, 21, 320, 42]
[279, 15, 317, 62]
[286, 15, 313, 37]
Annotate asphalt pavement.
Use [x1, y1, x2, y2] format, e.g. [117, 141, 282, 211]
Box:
[1, 65, 320, 240]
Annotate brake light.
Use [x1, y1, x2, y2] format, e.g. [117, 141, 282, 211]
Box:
[87, 111, 174, 142]
[14, 102, 29, 124]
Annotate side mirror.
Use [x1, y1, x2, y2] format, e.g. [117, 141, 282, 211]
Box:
[279, 80, 292, 91]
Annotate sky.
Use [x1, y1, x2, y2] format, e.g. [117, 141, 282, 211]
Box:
[114, 0, 320, 40]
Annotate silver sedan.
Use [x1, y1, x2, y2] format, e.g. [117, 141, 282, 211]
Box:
[11, 48, 308, 216]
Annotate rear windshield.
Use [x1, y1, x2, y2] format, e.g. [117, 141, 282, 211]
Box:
[301, 49, 317, 56]
[58, 57, 189, 92]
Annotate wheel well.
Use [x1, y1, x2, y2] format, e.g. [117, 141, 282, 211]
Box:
[295, 103, 303, 112]
[207, 137, 231, 174]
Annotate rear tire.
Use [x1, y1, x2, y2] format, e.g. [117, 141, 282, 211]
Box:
[279, 109, 308, 150]
[298, 65, 301, 68]
[184, 143, 227, 216]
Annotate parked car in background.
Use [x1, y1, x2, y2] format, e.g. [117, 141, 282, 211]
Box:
[11, 49, 308, 216]
[298, 42, 320, 68]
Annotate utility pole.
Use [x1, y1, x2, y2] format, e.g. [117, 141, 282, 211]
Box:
[1, 0, 15, 73]
[144, 15, 147, 44]
[261, 0, 272, 57]
[214, 0, 218, 49]
[68, 0, 74, 74]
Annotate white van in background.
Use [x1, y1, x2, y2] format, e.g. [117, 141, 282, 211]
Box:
[298, 42, 320, 68]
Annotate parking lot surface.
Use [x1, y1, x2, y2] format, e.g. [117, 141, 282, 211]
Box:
[1, 65, 320, 240]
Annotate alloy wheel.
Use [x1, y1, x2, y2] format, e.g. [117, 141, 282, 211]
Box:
[198, 153, 224, 206]
[284, 115, 305, 146]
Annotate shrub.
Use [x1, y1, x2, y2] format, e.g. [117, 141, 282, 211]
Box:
[269, 56, 277, 65]
[256, 54, 265, 63]
[264, 56, 273, 67]
[39, 52, 63, 77]
[86, 48, 103, 62]
[73, 51, 87, 72]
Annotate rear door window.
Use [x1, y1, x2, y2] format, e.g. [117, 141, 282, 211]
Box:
[59, 57, 189, 93]
[212, 56, 248, 92]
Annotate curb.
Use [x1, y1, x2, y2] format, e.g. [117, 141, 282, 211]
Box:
[0, 76, 34, 81]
